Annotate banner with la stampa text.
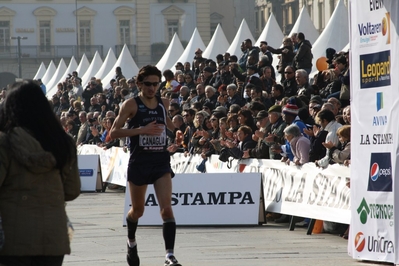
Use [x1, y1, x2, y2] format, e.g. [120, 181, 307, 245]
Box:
[349, 1, 398, 263]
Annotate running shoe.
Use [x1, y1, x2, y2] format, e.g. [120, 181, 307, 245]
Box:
[164, 255, 182, 266]
[127, 244, 140, 266]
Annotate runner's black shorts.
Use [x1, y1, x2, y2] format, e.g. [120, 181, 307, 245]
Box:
[127, 153, 175, 186]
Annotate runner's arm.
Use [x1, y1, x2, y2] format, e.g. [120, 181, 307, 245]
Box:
[110, 98, 141, 139]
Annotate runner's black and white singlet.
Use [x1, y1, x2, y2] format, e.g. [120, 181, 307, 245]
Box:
[127, 96, 169, 164]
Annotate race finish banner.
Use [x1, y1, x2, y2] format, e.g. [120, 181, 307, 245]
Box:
[349, 0, 398, 263]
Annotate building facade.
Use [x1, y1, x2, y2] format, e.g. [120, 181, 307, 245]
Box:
[255, 0, 348, 37]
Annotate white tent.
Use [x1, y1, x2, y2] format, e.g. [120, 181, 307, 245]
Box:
[156, 33, 184, 72]
[45, 58, 67, 97]
[58, 56, 78, 85]
[75, 54, 90, 82]
[94, 48, 117, 81]
[172, 28, 206, 73]
[81, 51, 103, 87]
[341, 43, 350, 53]
[33, 62, 46, 80]
[310, 0, 349, 73]
[102, 44, 139, 88]
[288, 7, 319, 45]
[255, 13, 284, 49]
[226, 19, 255, 57]
[41, 60, 56, 86]
[203, 24, 230, 61]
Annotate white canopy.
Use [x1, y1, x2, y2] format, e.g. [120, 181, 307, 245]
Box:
[203, 24, 230, 61]
[94, 48, 117, 81]
[75, 54, 90, 82]
[172, 28, 206, 73]
[255, 13, 284, 49]
[311, 0, 349, 73]
[288, 6, 319, 44]
[226, 19, 255, 57]
[41, 60, 56, 86]
[81, 51, 103, 87]
[156, 33, 184, 72]
[102, 44, 139, 88]
[46, 58, 67, 97]
[58, 56, 78, 84]
[33, 62, 46, 80]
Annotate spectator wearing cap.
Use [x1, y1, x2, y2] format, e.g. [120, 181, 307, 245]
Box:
[210, 61, 232, 89]
[201, 66, 213, 87]
[243, 110, 271, 159]
[274, 99, 308, 162]
[202, 101, 214, 116]
[282, 66, 298, 97]
[264, 105, 286, 159]
[295, 69, 313, 99]
[192, 48, 207, 76]
[266, 37, 295, 82]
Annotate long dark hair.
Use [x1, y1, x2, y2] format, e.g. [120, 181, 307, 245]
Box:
[0, 80, 75, 169]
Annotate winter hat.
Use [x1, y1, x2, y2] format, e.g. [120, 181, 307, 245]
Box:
[282, 99, 299, 116]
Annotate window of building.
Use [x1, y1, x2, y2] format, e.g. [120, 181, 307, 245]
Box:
[161, 5, 185, 43]
[167, 20, 179, 42]
[255, 11, 259, 31]
[330, 0, 335, 16]
[113, 6, 135, 46]
[39, 20, 51, 52]
[79, 20, 91, 46]
[119, 20, 130, 45]
[33, 7, 56, 52]
[0, 21, 10, 47]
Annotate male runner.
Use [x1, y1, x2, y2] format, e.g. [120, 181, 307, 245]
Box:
[110, 65, 181, 266]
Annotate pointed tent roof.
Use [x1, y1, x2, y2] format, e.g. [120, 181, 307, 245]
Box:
[45, 58, 67, 97]
[172, 28, 206, 72]
[75, 54, 90, 80]
[33, 62, 47, 80]
[102, 44, 139, 88]
[255, 13, 284, 49]
[81, 51, 103, 87]
[58, 56, 78, 84]
[288, 7, 319, 44]
[94, 48, 117, 80]
[41, 60, 56, 86]
[156, 33, 184, 72]
[203, 24, 230, 61]
[311, 0, 349, 73]
[226, 19, 255, 57]
[341, 42, 350, 52]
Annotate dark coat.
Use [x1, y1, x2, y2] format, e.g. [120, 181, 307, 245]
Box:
[294, 40, 313, 70]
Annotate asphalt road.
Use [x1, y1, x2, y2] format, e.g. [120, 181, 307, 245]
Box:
[63, 190, 387, 266]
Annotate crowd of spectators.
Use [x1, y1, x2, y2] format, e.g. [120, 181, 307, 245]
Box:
[10, 31, 352, 229]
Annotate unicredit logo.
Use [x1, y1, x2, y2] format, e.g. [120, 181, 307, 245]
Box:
[355, 232, 366, 252]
